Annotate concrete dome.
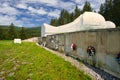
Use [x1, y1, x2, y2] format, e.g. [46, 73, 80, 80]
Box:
[104, 21, 116, 28]
[82, 12, 105, 26]
[41, 12, 116, 37]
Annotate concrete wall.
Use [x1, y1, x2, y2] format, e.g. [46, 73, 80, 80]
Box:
[44, 28, 120, 78]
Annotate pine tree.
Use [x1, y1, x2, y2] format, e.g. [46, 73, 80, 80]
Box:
[112, 0, 120, 26]
[19, 27, 26, 40]
[74, 5, 82, 19]
[70, 12, 74, 22]
[49, 2, 93, 26]
[59, 9, 66, 25]
[99, 0, 120, 26]
[0, 28, 3, 40]
[82, 1, 93, 13]
[50, 19, 58, 26]
[104, 0, 113, 21]
[99, 4, 105, 16]
[7, 23, 16, 40]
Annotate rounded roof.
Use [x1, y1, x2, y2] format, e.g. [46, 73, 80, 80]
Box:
[104, 21, 116, 28]
[41, 12, 116, 37]
[82, 12, 106, 26]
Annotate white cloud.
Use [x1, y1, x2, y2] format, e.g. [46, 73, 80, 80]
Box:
[28, 7, 47, 15]
[0, 14, 24, 27]
[0, 15, 16, 25]
[35, 18, 45, 22]
[25, 23, 37, 27]
[16, 3, 27, 9]
[20, 0, 75, 11]
[20, 0, 58, 6]
[94, 0, 105, 4]
[37, 0, 57, 6]
[59, 1, 75, 10]
[89, 0, 105, 11]
[0, 14, 35, 27]
[37, 7, 47, 15]
[0, 3, 19, 16]
[22, 17, 31, 21]
[75, 0, 105, 4]
[14, 20, 23, 26]
[48, 9, 60, 18]
[2, 2, 9, 7]
[74, 0, 105, 12]
[75, 0, 82, 3]
[28, 7, 35, 12]
[0, 0, 106, 27]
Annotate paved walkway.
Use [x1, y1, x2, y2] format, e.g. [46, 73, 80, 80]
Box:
[36, 43, 120, 80]
[23, 37, 38, 42]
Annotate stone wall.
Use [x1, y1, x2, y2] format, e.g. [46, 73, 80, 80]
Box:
[44, 28, 120, 78]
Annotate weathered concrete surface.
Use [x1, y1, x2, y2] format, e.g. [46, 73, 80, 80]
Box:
[37, 43, 119, 80]
[44, 28, 120, 78]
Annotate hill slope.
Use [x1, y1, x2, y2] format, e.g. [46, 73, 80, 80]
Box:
[0, 41, 92, 80]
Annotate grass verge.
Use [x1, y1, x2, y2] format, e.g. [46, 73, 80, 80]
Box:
[0, 40, 92, 80]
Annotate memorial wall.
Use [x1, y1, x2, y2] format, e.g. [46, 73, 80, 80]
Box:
[40, 12, 120, 78]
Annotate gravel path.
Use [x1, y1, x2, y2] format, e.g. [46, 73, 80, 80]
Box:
[37, 43, 120, 80]
[23, 37, 38, 42]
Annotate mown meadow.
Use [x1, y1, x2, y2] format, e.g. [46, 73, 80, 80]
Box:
[0, 41, 92, 80]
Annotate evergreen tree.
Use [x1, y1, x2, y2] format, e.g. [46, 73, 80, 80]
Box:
[19, 27, 26, 40]
[59, 9, 66, 25]
[82, 1, 93, 13]
[58, 17, 63, 26]
[7, 23, 16, 40]
[50, 19, 54, 25]
[104, 0, 113, 21]
[50, 19, 58, 26]
[99, 4, 105, 16]
[99, 0, 120, 26]
[0, 28, 8, 40]
[74, 5, 82, 19]
[0, 28, 3, 40]
[50, 1, 93, 26]
[64, 10, 71, 23]
[70, 12, 74, 22]
[112, 0, 120, 26]
[99, 0, 113, 20]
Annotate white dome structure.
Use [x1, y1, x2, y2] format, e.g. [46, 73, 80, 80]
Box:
[82, 12, 105, 26]
[41, 12, 116, 37]
[104, 21, 116, 28]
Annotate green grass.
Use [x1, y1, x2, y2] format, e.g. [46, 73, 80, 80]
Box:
[0, 40, 92, 80]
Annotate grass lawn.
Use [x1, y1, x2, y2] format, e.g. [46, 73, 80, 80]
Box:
[0, 40, 92, 80]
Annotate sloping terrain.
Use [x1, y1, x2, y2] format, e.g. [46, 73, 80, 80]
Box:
[0, 41, 92, 80]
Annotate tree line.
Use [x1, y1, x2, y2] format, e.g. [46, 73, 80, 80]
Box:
[50, 0, 120, 27]
[0, 23, 26, 40]
[99, 0, 120, 27]
[50, 1, 92, 26]
[0, 23, 41, 40]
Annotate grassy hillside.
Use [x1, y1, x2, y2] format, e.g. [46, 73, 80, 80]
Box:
[0, 41, 92, 80]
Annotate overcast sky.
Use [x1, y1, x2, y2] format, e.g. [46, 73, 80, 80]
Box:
[0, 0, 105, 27]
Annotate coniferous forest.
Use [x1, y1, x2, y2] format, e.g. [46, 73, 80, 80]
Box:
[0, 23, 41, 40]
